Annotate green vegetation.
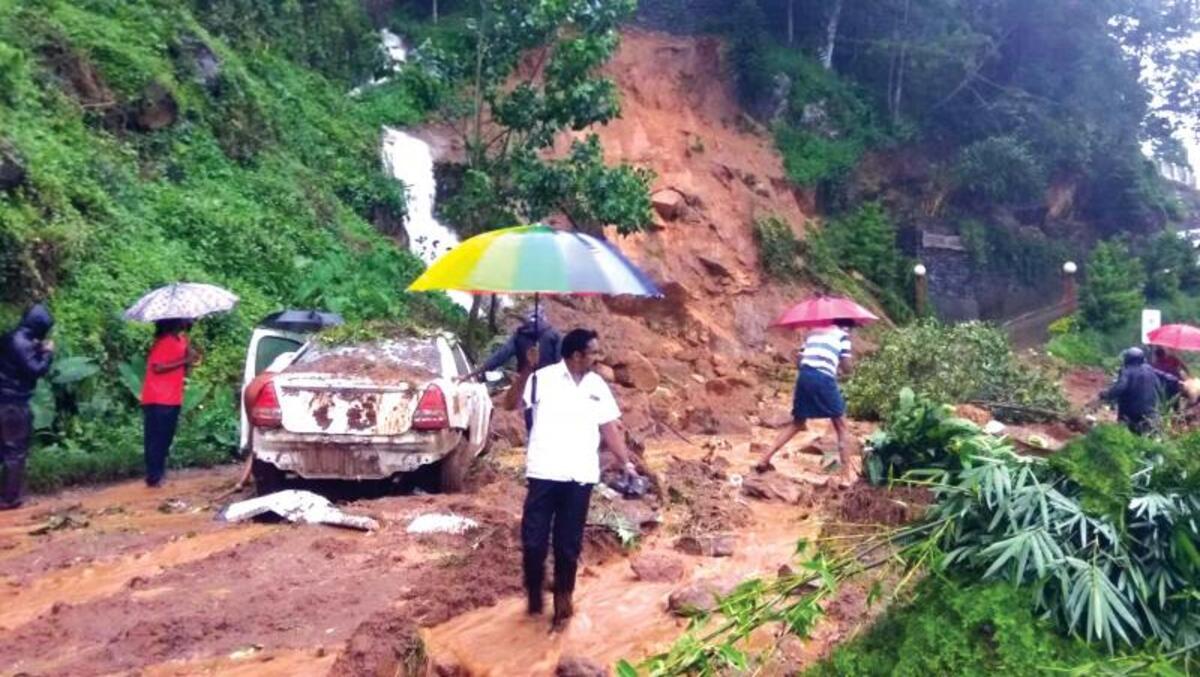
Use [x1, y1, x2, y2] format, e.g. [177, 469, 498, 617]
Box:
[754, 204, 914, 324]
[811, 578, 1113, 676]
[870, 392, 1200, 652]
[411, 0, 652, 238]
[0, 0, 460, 488]
[844, 321, 1066, 422]
[958, 219, 1070, 290]
[752, 216, 803, 280]
[953, 136, 1046, 206]
[1052, 233, 1200, 368]
[819, 203, 909, 301]
[1080, 240, 1148, 332]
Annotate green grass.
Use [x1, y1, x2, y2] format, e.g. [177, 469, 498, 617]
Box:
[0, 0, 459, 490]
[809, 577, 1169, 676]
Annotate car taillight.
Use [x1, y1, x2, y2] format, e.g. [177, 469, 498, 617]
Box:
[412, 385, 449, 430]
[250, 382, 283, 429]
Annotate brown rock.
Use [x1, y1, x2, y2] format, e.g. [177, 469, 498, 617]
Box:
[674, 534, 734, 557]
[667, 584, 717, 616]
[667, 577, 739, 616]
[696, 255, 733, 279]
[651, 188, 686, 221]
[132, 81, 178, 131]
[705, 378, 735, 397]
[712, 411, 752, 435]
[742, 475, 808, 505]
[711, 353, 731, 376]
[613, 353, 660, 393]
[556, 656, 609, 677]
[630, 554, 685, 583]
[759, 408, 793, 429]
[593, 363, 616, 383]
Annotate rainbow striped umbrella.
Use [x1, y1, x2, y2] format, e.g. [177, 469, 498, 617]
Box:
[407, 224, 661, 297]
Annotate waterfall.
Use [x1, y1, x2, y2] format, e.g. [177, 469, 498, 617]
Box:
[380, 29, 408, 67]
[381, 128, 472, 309]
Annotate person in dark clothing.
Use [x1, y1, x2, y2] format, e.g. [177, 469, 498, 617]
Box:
[460, 308, 561, 432]
[141, 319, 198, 487]
[0, 305, 55, 509]
[516, 328, 636, 631]
[463, 308, 562, 377]
[1101, 347, 1163, 435]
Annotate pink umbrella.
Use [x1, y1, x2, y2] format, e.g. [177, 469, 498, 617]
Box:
[772, 296, 880, 329]
[1147, 324, 1200, 352]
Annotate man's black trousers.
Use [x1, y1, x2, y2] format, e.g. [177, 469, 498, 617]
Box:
[521, 478, 594, 602]
[0, 403, 31, 506]
[142, 404, 181, 486]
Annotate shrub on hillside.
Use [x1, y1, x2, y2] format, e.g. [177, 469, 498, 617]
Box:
[844, 321, 1066, 421]
[753, 216, 802, 279]
[1080, 240, 1146, 331]
[820, 202, 908, 292]
[1141, 230, 1200, 301]
[953, 135, 1046, 205]
[812, 578, 1111, 676]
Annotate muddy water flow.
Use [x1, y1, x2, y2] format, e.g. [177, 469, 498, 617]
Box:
[422, 433, 826, 674]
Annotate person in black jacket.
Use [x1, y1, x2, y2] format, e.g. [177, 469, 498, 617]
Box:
[459, 308, 561, 433]
[0, 305, 55, 509]
[1101, 347, 1162, 435]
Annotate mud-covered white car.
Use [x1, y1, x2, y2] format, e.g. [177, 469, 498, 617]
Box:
[241, 314, 493, 493]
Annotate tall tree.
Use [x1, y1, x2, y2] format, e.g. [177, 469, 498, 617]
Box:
[414, 0, 652, 238]
[820, 0, 843, 70]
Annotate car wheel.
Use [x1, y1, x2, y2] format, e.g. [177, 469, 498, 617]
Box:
[252, 457, 285, 496]
[438, 437, 472, 494]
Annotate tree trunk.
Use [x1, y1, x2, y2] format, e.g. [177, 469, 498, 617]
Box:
[466, 294, 483, 355]
[471, 0, 486, 168]
[432, 0, 438, 23]
[889, 0, 911, 125]
[787, 0, 795, 46]
[821, 0, 843, 70]
[487, 294, 498, 333]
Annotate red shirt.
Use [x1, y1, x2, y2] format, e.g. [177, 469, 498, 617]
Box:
[141, 334, 188, 406]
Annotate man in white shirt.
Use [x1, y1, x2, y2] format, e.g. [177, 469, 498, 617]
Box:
[515, 328, 636, 631]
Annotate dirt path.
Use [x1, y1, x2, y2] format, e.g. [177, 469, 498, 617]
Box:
[0, 421, 880, 676]
[422, 438, 824, 674]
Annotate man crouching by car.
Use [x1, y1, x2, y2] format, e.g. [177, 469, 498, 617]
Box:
[506, 328, 636, 631]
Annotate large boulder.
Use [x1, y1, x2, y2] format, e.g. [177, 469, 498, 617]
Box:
[650, 188, 686, 221]
[613, 353, 660, 393]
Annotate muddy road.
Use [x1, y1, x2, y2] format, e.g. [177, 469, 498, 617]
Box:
[0, 423, 898, 676]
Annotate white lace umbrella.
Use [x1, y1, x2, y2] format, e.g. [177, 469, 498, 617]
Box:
[124, 283, 238, 322]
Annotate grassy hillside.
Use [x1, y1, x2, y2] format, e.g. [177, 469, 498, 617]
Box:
[0, 0, 458, 489]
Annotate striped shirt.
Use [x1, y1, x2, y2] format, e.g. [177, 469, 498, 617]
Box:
[799, 326, 851, 378]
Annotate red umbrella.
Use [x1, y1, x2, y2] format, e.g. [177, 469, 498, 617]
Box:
[772, 295, 880, 329]
[1147, 324, 1200, 351]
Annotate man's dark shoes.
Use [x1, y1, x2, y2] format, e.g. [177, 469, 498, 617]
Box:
[527, 588, 544, 616]
[550, 590, 574, 632]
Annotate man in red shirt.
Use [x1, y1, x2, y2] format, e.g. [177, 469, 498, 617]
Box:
[141, 319, 198, 487]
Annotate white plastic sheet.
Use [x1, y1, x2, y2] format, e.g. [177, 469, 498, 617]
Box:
[220, 490, 379, 531]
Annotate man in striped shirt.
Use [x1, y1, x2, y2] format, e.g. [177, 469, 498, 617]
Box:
[754, 319, 856, 478]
